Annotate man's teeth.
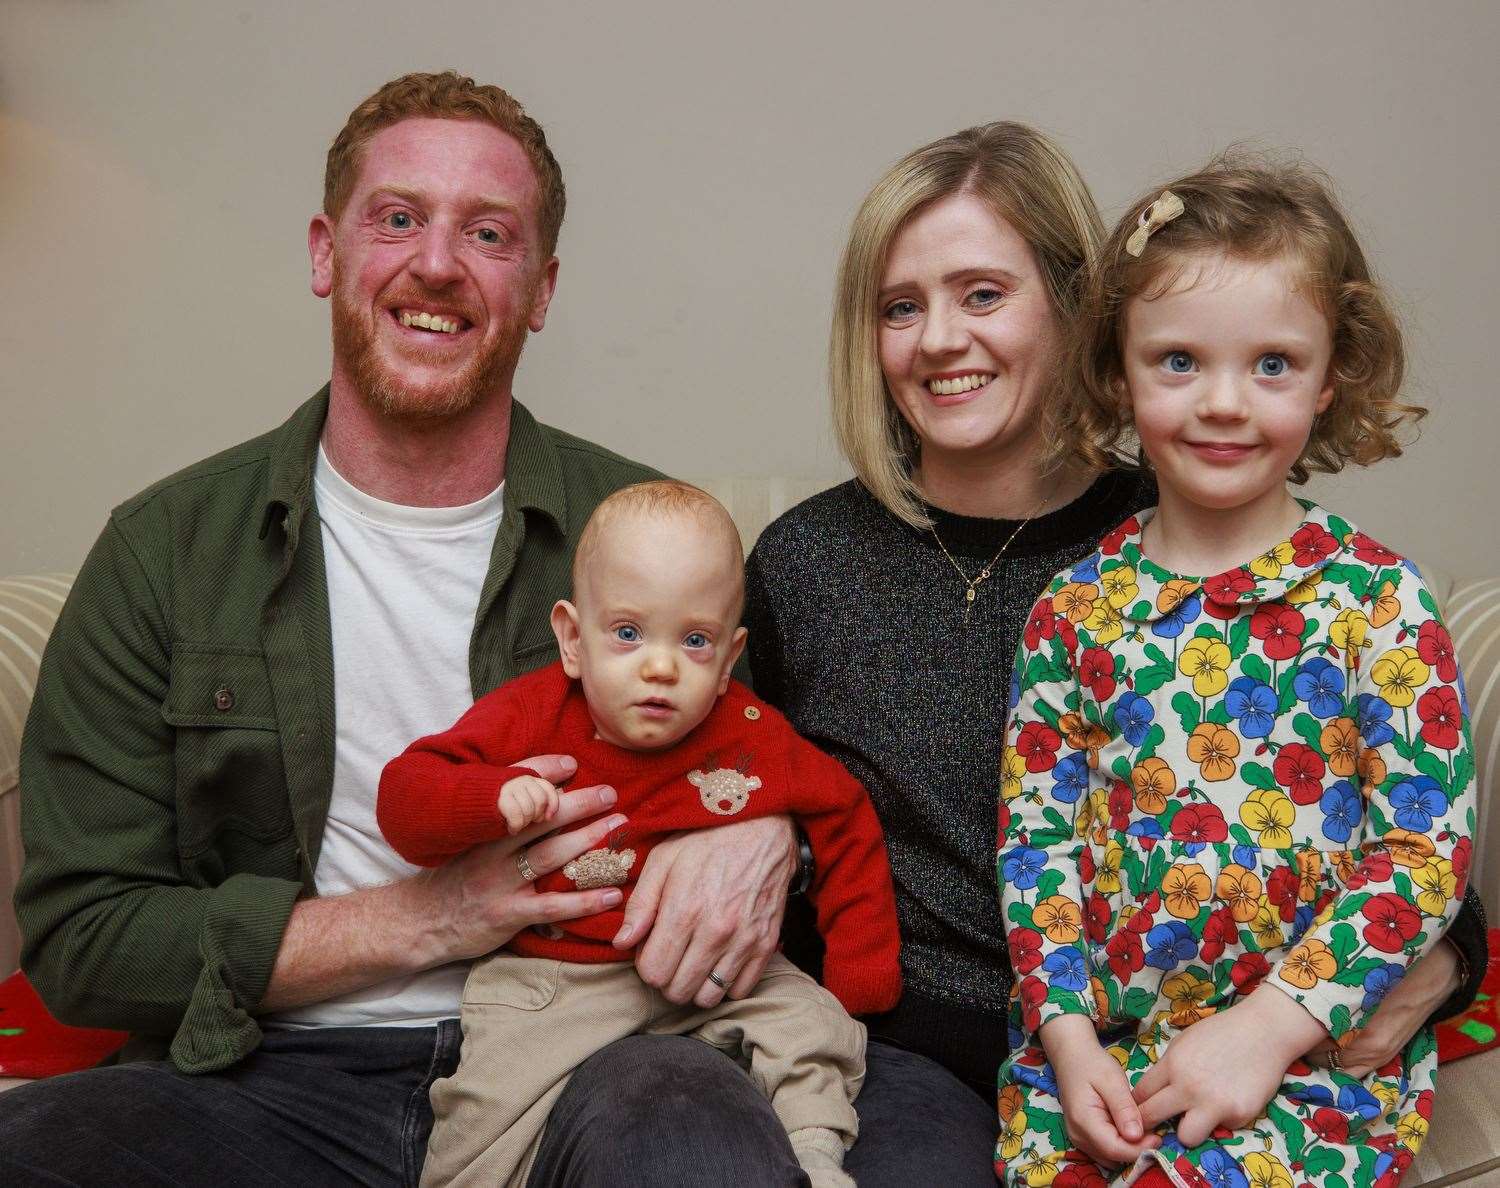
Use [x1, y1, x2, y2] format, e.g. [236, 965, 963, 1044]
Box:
[927, 373, 994, 396]
[399, 311, 462, 333]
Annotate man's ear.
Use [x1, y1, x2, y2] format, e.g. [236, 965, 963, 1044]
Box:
[528, 256, 560, 333]
[309, 214, 335, 299]
[551, 599, 584, 678]
[718, 626, 748, 695]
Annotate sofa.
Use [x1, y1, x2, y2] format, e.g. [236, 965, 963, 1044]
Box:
[3, 481, 1499, 1185]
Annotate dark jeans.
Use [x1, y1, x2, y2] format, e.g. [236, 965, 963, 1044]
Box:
[0, 1028, 995, 1186]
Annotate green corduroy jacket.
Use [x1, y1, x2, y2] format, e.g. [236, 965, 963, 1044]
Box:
[16, 387, 661, 1073]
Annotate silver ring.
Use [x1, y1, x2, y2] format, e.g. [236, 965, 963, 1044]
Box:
[706, 970, 729, 990]
[515, 848, 539, 882]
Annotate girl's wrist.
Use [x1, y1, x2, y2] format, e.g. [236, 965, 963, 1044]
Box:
[1248, 982, 1329, 1057]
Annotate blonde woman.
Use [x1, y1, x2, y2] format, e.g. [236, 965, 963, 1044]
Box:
[744, 123, 1486, 1184]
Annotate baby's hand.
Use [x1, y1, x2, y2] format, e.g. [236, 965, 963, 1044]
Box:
[1134, 985, 1326, 1147]
[498, 773, 560, 834]
[1039, 1015, 1159, 1167]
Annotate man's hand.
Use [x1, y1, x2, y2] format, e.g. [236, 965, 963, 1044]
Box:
[498, 773, 560, 834]
[259, 756, 626, 1013]
[1040, 1015, 1158, 1167]
[1304, 940, 1460, 1079]
[1134, 985, 1325, 1147]
[615, 814, 797, 1008]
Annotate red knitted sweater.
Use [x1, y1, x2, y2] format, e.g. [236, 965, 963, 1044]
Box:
[377, 661, 902, 1014]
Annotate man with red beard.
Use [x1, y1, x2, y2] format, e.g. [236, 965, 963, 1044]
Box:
[3, 72, 806, 1186]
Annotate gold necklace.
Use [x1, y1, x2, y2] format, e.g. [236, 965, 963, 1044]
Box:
[929, 500, 1045, 623]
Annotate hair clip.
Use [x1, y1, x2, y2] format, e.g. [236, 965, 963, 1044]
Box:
[1124, 190, 1185, 257]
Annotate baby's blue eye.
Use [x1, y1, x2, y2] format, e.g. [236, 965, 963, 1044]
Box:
[614, 625, 641, 643]
[1255, 353, 1289, 377]
[684, 632, 709, 649]
[1165, 351, 1195, 373]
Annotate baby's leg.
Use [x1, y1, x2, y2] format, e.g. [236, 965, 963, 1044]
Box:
[422, 957, 652, 1188]
[662, 955, 865, 1188]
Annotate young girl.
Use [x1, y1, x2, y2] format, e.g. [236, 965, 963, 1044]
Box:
[996, 158, 1476, 1188]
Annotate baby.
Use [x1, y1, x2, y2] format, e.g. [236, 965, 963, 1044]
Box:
[379, 479, 901, 1188]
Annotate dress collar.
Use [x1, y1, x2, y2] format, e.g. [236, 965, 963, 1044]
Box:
[1097, 500, 1354, 624]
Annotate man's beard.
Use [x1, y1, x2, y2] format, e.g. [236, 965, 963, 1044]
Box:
[331, 279, 531, 422]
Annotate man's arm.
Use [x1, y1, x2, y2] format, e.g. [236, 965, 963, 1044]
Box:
[259, 775, 626, 1012]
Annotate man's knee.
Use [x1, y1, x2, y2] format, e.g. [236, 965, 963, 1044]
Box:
[529, 1034, 807, 1186]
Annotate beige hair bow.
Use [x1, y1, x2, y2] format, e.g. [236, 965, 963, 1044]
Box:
[1124, 190, 1185, 257]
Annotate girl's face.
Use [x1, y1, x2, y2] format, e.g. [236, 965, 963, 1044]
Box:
[1123, 253, 1335, 525]
[877, 192, 1061, 474]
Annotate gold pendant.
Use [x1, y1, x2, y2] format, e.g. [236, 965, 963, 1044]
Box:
[965, 587, 977, 603]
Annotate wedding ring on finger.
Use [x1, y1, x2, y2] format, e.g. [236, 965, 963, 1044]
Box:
[515, 848, 539, 883]
[1325, 1046, 1343, 1072]
[706, 970, 729, 991]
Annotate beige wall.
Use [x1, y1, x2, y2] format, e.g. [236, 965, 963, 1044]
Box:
[2, 0, 1497, 576]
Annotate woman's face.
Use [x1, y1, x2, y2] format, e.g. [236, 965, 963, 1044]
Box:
[877, 192, 1061, 474]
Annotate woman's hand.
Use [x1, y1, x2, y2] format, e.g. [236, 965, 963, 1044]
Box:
[1040, 1015, 1159, 1167]
[1304, 940, 1460, 1078]
[1134, 985, 1325, 1147]
[615, 814, 797, 1008]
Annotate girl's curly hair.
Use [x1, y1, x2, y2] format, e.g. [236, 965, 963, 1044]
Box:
[1049, 152, 1423, 483]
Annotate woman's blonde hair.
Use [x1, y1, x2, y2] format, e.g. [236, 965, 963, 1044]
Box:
[1056, 152, 1421, 482]
[830, 123, 1104, 527]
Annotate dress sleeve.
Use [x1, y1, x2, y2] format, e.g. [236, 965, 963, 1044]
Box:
[999, 587, 1096, 1034]
[377, 688, 539, 866]
[1268, 564, 1477, 1040]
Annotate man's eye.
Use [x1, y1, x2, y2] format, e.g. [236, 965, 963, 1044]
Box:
[475, 227, 501, 244]
[883, 299, 919, 324]
[1255, 353, 1289, 377]
[1165, 351, 1195, 373]
[614, 625, 641, 643]
[684, 632, 709, 649]
[386, 212, 414, 230]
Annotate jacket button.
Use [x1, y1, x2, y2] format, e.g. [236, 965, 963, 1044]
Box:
[213, 687, 235, 712]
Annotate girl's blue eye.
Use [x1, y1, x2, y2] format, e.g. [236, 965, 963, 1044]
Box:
[614, 625, 640, 643]
[684, 632, 709, 649]
[1166, 351, 1195, 373]
[1255, 353, 1289, 377]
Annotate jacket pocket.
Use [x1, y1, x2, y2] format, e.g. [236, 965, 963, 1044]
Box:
[163, 645, 294, 859]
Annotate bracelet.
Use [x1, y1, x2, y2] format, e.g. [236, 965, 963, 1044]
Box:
[790, 829, 815, 896]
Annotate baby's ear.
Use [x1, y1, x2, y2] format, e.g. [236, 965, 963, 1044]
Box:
[719, 626, 749, 694]
[551, 600, 584, 678]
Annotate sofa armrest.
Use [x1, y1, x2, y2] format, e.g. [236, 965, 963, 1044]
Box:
[0, 575, 75, 977]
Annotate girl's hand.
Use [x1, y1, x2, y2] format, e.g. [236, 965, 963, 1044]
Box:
[1040, 1016, 1160, 1167]
[1134, 985, 1326, 1146]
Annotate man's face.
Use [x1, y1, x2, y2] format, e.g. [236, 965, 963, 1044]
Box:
[309, 118, 558, 420]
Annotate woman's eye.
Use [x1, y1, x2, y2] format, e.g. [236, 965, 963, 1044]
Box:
[385, 211, 414, 230]
[614, 625, 641, 643]
[964, 286, 1004, 309]
[684, 632, 709, 650]
[1255, 353, 1289, 377]
[1164, 351, 1195, 374]
[883, 299, 919, 324]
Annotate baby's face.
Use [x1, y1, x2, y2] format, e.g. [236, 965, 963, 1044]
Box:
[557, 512, 746, 751]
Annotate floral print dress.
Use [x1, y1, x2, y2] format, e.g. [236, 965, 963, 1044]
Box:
[995, 503, 1476, 1188]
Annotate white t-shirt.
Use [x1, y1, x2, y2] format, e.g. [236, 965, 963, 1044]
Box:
[267, 446, 503, 1029]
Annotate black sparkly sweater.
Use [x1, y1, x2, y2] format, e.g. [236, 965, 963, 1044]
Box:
[744, 472, 1487, 1097]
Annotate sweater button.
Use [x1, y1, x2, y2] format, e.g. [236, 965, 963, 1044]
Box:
[213, 687, 235, 712]
[744, 706, 761, 720]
